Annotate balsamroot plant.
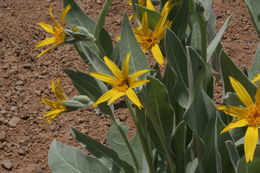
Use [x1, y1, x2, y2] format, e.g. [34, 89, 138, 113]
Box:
[35, 0, 260, 172]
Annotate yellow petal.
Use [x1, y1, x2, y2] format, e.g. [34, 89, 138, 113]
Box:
[142, 12, 150, 35]
[103, 56, 123, 79]
[49, 3, 60, 27]
[42, 98, 53, 107]
[146, 0, 155, 10]
[43, 108, 66, 118]
[252, 73, 260, 83]
[89, 72, 120, 85]
[51, 79, 67, 101]
[36, 43, 60, 58]
[130, 80, 150, 89]
[42, 98, 66, 109]
[221, 118, 248, 134]
[122, 54, 131, 78]
[229, 77, 254, 107]
[61, 4, 71, 25]
[244, 127, 258, 162]
[107, 92, 125, 105]
[37, 22, 54, 34]
[93, 89, 118, 107]
[129, 69, 149, 83]
[151, 44, 164, 65]
[126, 88, 143, 109]
[36, 37, 56, 48]
[217, 105, 246, 118]
[255, 83, 260, 104]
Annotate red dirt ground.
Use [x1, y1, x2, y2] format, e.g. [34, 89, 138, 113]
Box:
[0, 0, 258, 172]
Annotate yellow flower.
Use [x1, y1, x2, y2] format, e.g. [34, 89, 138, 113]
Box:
[90, 54, 149, 109]
[35, 3, 71, 58]
[128, 0, 155, 10]
[252, 73, 260, 83]
[42, 78, 68, 123]
[133, 0, 175, 65]
[217, 76, 260, 162]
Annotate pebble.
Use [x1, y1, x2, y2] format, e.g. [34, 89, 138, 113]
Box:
[16, 80, 24, 86]
[0, 131, 6, 142]
[35, 168, 45, 173]
[0, 109, 8, 115]
[1, 159, 12, 170]
[10, 106, 17, 111]
[8, 117, 21, 127]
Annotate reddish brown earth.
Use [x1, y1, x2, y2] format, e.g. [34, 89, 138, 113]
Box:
[0, 0, 258, 172]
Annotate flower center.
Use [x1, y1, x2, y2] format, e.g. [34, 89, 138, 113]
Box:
[246, 104, 260, 127]
[139, 33, 158, 50]
[54, 27, 66, 43]
[115, 80, 129, 92]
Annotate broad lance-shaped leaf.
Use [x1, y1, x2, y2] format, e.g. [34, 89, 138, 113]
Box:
[171, 121, 186, 173]
[63, 0, 112, 57]
[220, 50, 256, 99]
[48, 140, 110, 173]
[225, 141, 240, 172]
[237, 147, 260, 173]
[207, 15, 231, 61]
[64, 69, 113, 115]
[135, 5, 161, 30]
[144, 76, 175, 151]
[184, 47, 217, 172]
[74, 41, 112, 75]
[120, 14, 149, 77]
[165, 29, 189, 108]
[107, 124, 148, 172]
[243, 0, 260, 38]
[94, 0, 113, 39]
[169, 0, 189, 40]
[70, 127, 135, 173]
[249, 42, 260, 80]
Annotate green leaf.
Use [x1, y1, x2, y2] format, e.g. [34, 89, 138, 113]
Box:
[243, 0, 260, 38]
[207, 15, 231, 61]
[171, 121, 187, 173]
[198, 0, 212, 21]
[64, 69, 113, 115]
[74, 42, 111, 75]
[107, 124, 148, 172]
[94, 0, 113, 39]
[164, 29, 189, 108]
[220, 50, 256, 99]
[225, 140, 240, 172]
[48, 140, 110, 173]
[249, 42, 260, 80]
[70, 127, 135, 173]
[237, 147, 260, 173]
[144, 76, 175, 143]
[170, 0, 190, 40]
[190, 23, 201, 51]
[120, 14, 149, 76]
[135, 5, 161, 30]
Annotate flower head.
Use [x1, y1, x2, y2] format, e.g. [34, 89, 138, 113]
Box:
[36, 3, 71, 58]
[42, 78, 68, 123]
[90, 54, 149, 109]
[133, 0, 174, 65]
[218, 76, 260, 162]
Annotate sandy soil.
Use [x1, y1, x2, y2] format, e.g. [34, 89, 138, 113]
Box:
[0, 0, 258, 172]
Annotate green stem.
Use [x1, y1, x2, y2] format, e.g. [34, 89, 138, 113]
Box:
[125, 98, 155, 173]
[110, 112, 139, 172]
[198, 14, 207, 62]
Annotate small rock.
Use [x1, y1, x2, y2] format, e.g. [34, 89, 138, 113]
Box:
[21, 114, 29, 120]
[0, 109, 8, 115]
[118, 114, 127, 121]
[16, 80, 24, 86]
[0, 131, 6, 142]
[10, 106, 17, 111]
[35, 168, 45, 173]
[8, 117, 21, 127]
[1, 159, 12, 170]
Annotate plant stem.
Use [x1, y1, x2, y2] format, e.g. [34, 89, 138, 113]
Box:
[125, 98, 155, 173]
[110, 112, 140, 172]
[198, 13, 207, 62]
